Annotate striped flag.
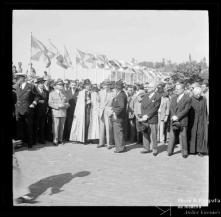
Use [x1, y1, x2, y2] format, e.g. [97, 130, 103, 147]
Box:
[64, 46, 72, 67]
[31, 35, 51, 68]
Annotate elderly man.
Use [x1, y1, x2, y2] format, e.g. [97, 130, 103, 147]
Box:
[111, 80, 128, 153]
[188, 87, 208, 156]
[97, 79, 115, 149]
[167, 83, 191, 158]
[140, 82, 162, 156]
[49, 79, 69, 146]
[15, 72, 39, 148]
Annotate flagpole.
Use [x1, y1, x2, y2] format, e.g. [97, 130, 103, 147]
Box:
[30, 32, 32, 75]
[76, 49, 78, 80]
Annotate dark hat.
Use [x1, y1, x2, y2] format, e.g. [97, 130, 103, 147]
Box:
[14, 72, 27, 78]
[54, 78, 64, 86]
[172, 121, 181, 131]
[84, 79, 91, 86]
[63, 79, 70, 84]
[115, 79, 124, 89]
[35, 77, 45, 84]
[102, 79, 111, 86]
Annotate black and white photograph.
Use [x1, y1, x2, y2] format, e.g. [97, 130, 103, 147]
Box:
[7, 7, 217, 211]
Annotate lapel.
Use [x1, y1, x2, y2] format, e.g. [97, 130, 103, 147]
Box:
[19, 83, 30, 97]
[177, 94, 186, 108]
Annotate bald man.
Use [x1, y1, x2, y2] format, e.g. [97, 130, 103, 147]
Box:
[167, 83, 191, 158]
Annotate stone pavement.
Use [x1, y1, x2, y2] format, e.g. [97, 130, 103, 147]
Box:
[13, 141, 208, 206]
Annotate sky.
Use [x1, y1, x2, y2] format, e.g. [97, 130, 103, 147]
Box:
[12, 10, 209, 79]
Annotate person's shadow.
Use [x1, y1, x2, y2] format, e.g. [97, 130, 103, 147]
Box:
[27, 171, 90, 201]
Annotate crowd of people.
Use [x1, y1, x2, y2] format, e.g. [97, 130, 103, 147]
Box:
[12, 67, 209, 158]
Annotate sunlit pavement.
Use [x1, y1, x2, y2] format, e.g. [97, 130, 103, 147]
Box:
[14, 141, 208, 206]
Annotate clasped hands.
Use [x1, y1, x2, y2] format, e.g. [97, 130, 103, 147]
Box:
[171, 115, 178, 121]
[58, 103, 69, 109]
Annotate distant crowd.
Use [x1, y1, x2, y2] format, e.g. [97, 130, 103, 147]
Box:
[12, 65, 209, 157]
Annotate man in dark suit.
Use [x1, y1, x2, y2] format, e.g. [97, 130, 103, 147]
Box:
[63, 80, 78, 141]
[140, 82, 161, 156]
[167, 83, 191, 158]
[15, 73, 39, 148]
[35, 77, 48, 144]
[111, 80, 127, 153]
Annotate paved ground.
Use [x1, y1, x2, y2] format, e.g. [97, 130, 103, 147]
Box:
[13, 141, 208, 206]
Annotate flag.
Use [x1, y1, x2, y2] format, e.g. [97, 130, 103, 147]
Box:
[76, 49, 86, 59]
[31, 35, 51, 68]
[76, 56, 88, 69]
[108, 59, 121, 69]
[47, 39, 58, 58]
[64, 46, 72, 67]
[56, 54, 68, 69]
[96, 54, 112, 69]
[84, 52, 96, 68]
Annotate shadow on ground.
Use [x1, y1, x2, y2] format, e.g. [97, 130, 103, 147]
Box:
[27, 171, 90, 201]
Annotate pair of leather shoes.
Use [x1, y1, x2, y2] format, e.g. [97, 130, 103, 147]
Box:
[168, 153, 173, 156]
[140, 149, 152, 154]
[182, 154, 188, 158]
[15, 195, 33, 204]
[97, 145, 105, 148]
[153, 152, 158, 156]
[107, 145, 115, 150]
[114, 148, 126, 153]
[198, 153, 204, 157]
[53, 142, 59, 146]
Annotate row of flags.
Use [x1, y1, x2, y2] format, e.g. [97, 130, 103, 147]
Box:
[31, 34, 142, 72]
[30, 34, 171, 83]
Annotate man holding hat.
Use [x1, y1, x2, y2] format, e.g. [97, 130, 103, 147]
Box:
[15, 72, 39, 148]
[111, 80, 128, 153]
[48, 79, 70, 146]
[97, 79, 115, 149]
[167, 83, 191, 158]
[35, 77, 48, 144]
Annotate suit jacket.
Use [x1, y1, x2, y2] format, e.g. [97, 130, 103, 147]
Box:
[141, 92, 161, 124]
[111, 90, 127, 122]
[158, 96, 170, 121]
[98, 89, 116, 118]
[35, 88, 48, 116]
[169, 94, 191, 127]
[67, 88, 79, 115]
[15, 83, 39, 116]
[48, 90, 69, 118]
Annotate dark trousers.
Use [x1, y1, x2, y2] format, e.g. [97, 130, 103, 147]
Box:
[113, 120, 125, 152]
[63, 109, 74, 141]
[143, 123, 158, 153]
[45, 112, 53, 142]
[124, 114, 129, 141]
[85, 104, 91, 143]
[167, 126, 188, 156]
[35, 114, 46, 142]
[16, 111, 34, 148]
[136, 119, 143, 144]
[129, 118, 136, 142]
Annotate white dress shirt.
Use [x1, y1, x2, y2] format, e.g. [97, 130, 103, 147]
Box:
[177, 93, 184, 103]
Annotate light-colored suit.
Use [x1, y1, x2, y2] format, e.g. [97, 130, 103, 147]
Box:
[98, 89, 116, 147]
[49, 90, 69, 143]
